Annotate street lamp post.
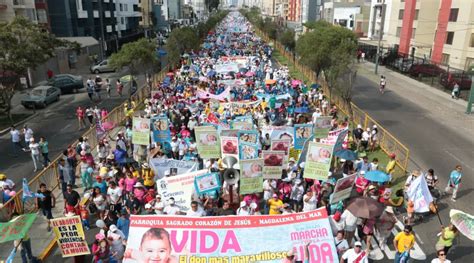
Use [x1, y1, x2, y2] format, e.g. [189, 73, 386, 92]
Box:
[467, 76, 474, 114]
[374, 0, 385, 75]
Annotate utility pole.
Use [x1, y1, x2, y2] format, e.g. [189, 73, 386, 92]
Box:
[374, 0, 385, 75]
[467, 76, 474, 114]
[98, 0, 106, 60]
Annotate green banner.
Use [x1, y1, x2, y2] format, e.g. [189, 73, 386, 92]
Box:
[304, 142, 334, 180]
[0, 214, 37, 243]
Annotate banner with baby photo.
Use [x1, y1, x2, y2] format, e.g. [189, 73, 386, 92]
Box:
[239, 142, 259, 160]
[294, 124, 313, 150]
[304, 142, 334, 180]
[220, 129, 239, 138]
[156, 170, 207, 213]
[238, 130, 259, 145]
[261, 126, 295, 146]
[194, 172, 221, 195]
[123, 208, 338, 263]
[330, 173, 357, 204]
[195, 126, 221, 159]
[132, 117, 151, 145]
[240, 159, 264, 194]
[313, 116, 332, 139]
[271, 139, 291, 167]
[220, 136, 240, 166]
[151, 116, 171, 144]
[262, 150, 286, 179]
[230, 120, 253, 130]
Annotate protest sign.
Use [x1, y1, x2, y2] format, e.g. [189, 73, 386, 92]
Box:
[149, 158, 198, 180]
[406, 175, 433, 213]
[238, 130, 259, 144]
[332, 128, 349, 153]
[450, 209, 474, 240]
[196, 87, 231, 101]
[239, 142, 259, 160]
[262, 126, 294, 145]
[314, 116, 332, 139]
[132, 117, 150, 145]
[304, 142, 334, 180]
[0, 214, 37, 243]
[271, 139, 291, 166]
[289, 148, 301, 162]
[221, 136, 240, 165]
[220, 129, 240, 138]
[151, 116, 171, 143]
[51, 216, 90, 257]
[240, 159, 264, 194]
[294, 124, 313, 150]
[194, 172, 221, 195]
[124, 208, 338, 263]
[262, 150, 285, 179]
[331, 173, 357, 204]
[195, 126, 221, 159]
[231, 121, 253, 130]
[156, 170, 207, 212]
[320, 127, 346, 145]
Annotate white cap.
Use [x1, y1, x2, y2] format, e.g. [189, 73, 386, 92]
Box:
[240, 201, 246, 208]
[357, 124, 362, 129]
[354, 241, 362, 247]
[109, 224, 118, 232]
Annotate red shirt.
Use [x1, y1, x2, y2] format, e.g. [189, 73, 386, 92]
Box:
[76, 108, 84, 118]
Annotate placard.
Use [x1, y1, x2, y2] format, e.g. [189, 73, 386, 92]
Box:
[195, 126, 221, 159]
[304, 142, 334, 180]
[51, 216, 90, 257]
[132, 117, 150, 145]
[262, 150, 285, 179]
[240, 159, 264, 194]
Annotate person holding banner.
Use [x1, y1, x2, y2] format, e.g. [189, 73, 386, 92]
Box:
[435, 224, 458, 255]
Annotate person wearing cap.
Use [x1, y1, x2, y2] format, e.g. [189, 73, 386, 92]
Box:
[386, 153, 397, 177]
[394, 225, 415, 262]
[340, 241, 368, 263]
[352, 124, 363, 149]
[360, 128, 370, 151]
[92, 175, 107, 194]
[268, 193, 284, 215]
[92, 232, 110, 263]
[108, 224, 126, 261]
[141, 163, 155, 189]
[0, 173, 15, 190]
[133, 182, 146, 204]
[369, 125, 378, 152]
[187, 201, 206, 217]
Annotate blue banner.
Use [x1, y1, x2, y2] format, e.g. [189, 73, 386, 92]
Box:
[294, 124, 314, 150]
[194, 172, 221, 195]
[151, 116, 171, 143]
[239, 142, 259, 160]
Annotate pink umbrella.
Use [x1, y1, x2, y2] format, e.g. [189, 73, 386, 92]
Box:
[245, 71, 255, 77]
[102, 121, 116, 131]
[291, 80, 302, 87]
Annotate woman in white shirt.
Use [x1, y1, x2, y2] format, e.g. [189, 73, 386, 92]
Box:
[29, 138, 40, 172]
[302, 189, 318, 212]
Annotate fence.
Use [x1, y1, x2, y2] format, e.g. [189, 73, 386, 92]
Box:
[0, 67, 170, 222]
[358, 42, 473, 100]
[254, 27, 410, 177]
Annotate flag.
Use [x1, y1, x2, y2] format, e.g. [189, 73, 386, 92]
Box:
[22, 178, 44, 202]
[206, 112, 220, 124]
[6, 246, 17, 263]
[406, 175, 433, 213]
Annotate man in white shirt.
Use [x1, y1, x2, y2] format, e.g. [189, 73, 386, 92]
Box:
[302, 189, 318, 212]
[23, 124, 34, 150]
[236, 201, 250, 216]
[10, 126, 23, 156]
[164, 197, 181, 215]
[29, 138, 40, 172]
[186, 201, 206, 217]
[107, 181, 122, 212]
[341, 209, 359, 246]
[334, 230, 350, 257]
[360, 128, 370, 151]
[340, 241, 368, 263]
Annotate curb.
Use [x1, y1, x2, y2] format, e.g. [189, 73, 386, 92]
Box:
[38, 237, 57, 261]
[0, 112, 38, 136]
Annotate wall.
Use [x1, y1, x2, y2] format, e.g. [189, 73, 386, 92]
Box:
[333, 6, 360, 29]
[412, 0, 438, 61]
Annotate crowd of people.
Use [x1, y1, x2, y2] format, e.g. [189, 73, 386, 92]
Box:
[2, 11, 463, 263]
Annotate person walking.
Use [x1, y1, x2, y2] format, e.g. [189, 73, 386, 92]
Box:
[380, 75, 386, 94]
[94, 75, 102, 100]
[86, 106, 94, 126]
[116, 79, 123, 97]
[28, 138, 41, 172]
[86, 77, 94, 101]
[451, 82, 460, 99]
[22, 124, 34, 150]
[36, 183, 55, 231]
[39, 137, 50, 168]
[340, 241, 368, 263]
[105, 78, 111, 98]
[393, 225, 415, 263]
[76, 106, 86, 130]
[445, 165, 462, 202]
[435, 224, 458, 255]
[10, 126, 23, 157]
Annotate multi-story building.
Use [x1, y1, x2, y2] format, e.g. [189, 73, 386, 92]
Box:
[367, 0, 392, 40]
[323, 0, 370, 36]
[0, 0, 37, 23]
[380, 0, 474, 70]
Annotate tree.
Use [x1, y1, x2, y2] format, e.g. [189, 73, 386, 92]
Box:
[278, 29, 295, 51]
[109, 38, 157, 96]
[164, 27, 200, 66]
[204, 0, 219, 12]
[263, 17, 278, 39]
[0, 16, 76, 122]
[296, 21, 357, 77]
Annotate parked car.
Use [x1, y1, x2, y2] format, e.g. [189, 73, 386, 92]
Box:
[90, 59, 115, 74]
[408, 64, 446, 78]
[440, 72, 474, 90]
[38, 74, 84, 93]
[21, 86, 61, 109]
[392, 58, 413, 73]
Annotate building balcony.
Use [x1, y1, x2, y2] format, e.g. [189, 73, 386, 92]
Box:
[0, 0, 7, 10]
[13, 0, 27, 8]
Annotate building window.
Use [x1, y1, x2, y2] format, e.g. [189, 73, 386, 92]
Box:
[411, 28, 416, 39]
[449, 8, 458, 22]
[121, 17, 124, 24]
[398, 9, 404, 20]
[119, 4, 122, 11]
[465, 57, 474, 70]
[446, 31, 454, 45]
[414, 9, 419, 20]
[470, 33, 474, 47]
[124, 4, 128, 11]
[396, 27, 401, 37]
[441, 53, 450, 66]
[37, 9, 47, 23]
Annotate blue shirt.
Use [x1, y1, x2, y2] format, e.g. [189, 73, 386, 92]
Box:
[93, 181, 107, 194]
[450, 170, 462, 185]
[117, 217, 130, 239]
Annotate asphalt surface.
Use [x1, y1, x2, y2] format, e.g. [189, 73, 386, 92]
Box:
[0, 70, 145, 188]
[353, 74, 474, 262]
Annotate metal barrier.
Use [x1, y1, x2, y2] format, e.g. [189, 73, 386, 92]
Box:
[0, 66, 170, 222]
[254, 27, 410, 177]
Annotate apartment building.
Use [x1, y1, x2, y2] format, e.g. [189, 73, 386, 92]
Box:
[0, 0, 37, 22]
[381, 0, 474, 70]
[323, 0, 371, 36]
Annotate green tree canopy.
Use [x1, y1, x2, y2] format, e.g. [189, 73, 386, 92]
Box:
[165, 27, 200, 65]
[0, 16, 77, 120]
[109, 38, 157, 76]
[278, 28, 295, 51]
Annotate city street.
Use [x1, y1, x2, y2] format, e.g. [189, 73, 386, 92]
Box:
[0, 70, 145, 187]
[354, 63, 474, 261]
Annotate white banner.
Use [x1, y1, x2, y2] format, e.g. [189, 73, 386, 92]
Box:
[406, 175, 433, 213]
[149, 158, 198, 180]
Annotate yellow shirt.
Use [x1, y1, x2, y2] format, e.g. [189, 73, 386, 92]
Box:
[142, 169, 155, 187]
[260, 101, 267, 110]
[386, 160, 396, 174]
[132, 171, 140, 178]
[394, 232, 415, 253]
[267, 199, 283, 215]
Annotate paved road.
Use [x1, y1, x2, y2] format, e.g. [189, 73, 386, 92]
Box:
[0, 71, 145, 187]
[353, 66, 474, 262]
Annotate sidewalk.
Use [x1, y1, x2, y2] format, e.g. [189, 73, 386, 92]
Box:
[0, 127, 122, 262]
[356, 62, 474, 144]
